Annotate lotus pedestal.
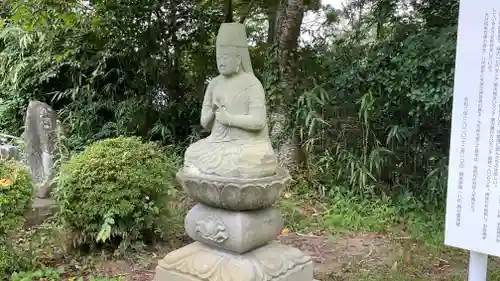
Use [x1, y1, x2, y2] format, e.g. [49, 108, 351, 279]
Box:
[153, 168, 314, 281]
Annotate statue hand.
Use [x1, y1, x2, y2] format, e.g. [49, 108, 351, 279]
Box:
[216, 109, 232, 126]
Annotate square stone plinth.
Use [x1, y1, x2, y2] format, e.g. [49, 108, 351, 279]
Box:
[24, 198, 57, 228]
[155, 242, 314, 281]
[185, 203, 284, 253]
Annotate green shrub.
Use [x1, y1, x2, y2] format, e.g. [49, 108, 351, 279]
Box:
[10, 268, 126, 281]
[0, 160, 34, 236]
[0, 160, 34, 276]
[0, 244, 15, 279]
[10, 268, 63, 281]
[55, 136, 180, 250]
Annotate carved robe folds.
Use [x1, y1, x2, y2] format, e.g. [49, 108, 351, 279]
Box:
[184, 73, 278, 179]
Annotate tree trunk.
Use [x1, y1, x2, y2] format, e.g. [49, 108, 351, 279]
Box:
[270, 0, 306, 176]
[224, 0, 233, 22]
[274, 0, 305, 57]
[266, 0, 279, 44]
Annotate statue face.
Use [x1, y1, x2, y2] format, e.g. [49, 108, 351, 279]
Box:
[216, 51, 241, 76]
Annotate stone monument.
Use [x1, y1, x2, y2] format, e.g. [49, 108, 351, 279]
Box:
[154, 23, 314, 281]
[0, 144, 19, 161]
[24, 100, 59, 198]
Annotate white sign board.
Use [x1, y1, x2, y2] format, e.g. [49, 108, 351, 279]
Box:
[445, 0, 500, 258]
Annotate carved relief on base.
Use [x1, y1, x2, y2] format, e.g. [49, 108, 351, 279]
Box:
[177, 168, 291, 211]
[156, 242, 314, 281]
[195, 215, 228, 243]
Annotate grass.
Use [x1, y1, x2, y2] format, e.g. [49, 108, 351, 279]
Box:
[277, 183, 500, 281]
[279, 192, 444, 243]
[346, 266, 500, 281]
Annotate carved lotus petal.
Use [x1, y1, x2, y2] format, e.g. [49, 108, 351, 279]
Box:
[220, 184, 242, 209]
[240, 185, 262, 209]
[199, 180, 220, 203]
[265, 182, 282, 203]
[177, 168, 291, 211]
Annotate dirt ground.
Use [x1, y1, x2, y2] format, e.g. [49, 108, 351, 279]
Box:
[74, 231, 468, 281]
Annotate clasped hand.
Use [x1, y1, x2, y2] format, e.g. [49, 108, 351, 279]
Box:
[213, 104, 232, 126]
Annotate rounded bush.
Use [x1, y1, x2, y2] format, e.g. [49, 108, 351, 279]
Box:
[0, 160, 34, 276]
[55, 136, 180, 249]
[0, 160, 34, 237]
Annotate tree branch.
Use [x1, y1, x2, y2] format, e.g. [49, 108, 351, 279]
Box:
[239, 0, 257, 24]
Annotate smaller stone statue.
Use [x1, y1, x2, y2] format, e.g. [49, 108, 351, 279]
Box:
[24, 101, 60, 198]
[183, 23, 278, 179]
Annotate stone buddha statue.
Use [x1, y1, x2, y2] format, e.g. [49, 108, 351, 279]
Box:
[184, 23, 278, 179]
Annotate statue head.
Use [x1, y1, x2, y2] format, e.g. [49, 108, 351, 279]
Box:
[216, 48, 242, 76]
[216, 23, 253, 76]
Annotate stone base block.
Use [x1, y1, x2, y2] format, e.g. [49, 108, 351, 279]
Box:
[185, 203, 283, 253]
[24, 198, 57, 228]
[155, 242, 314, 281]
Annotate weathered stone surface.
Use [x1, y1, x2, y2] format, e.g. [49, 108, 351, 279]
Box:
[185, 203, 283, 253]
[155, 242, 314, 281]
[0, 144, 19, 161]
[177, 167, 291, 211]
[24, 101, 59, 198]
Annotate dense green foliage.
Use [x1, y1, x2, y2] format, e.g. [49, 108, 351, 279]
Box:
[1, 0, 459, 212]
[0, 243, 16, 279]
[293, 0, 458, 210]
[0, 0, 222, 149]
[55, 137, 180, 250]
[0, 160, 34, 276]
[0, 160, 34, 236]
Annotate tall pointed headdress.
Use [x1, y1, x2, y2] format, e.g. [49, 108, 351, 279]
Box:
[216, 23, 253, 74]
